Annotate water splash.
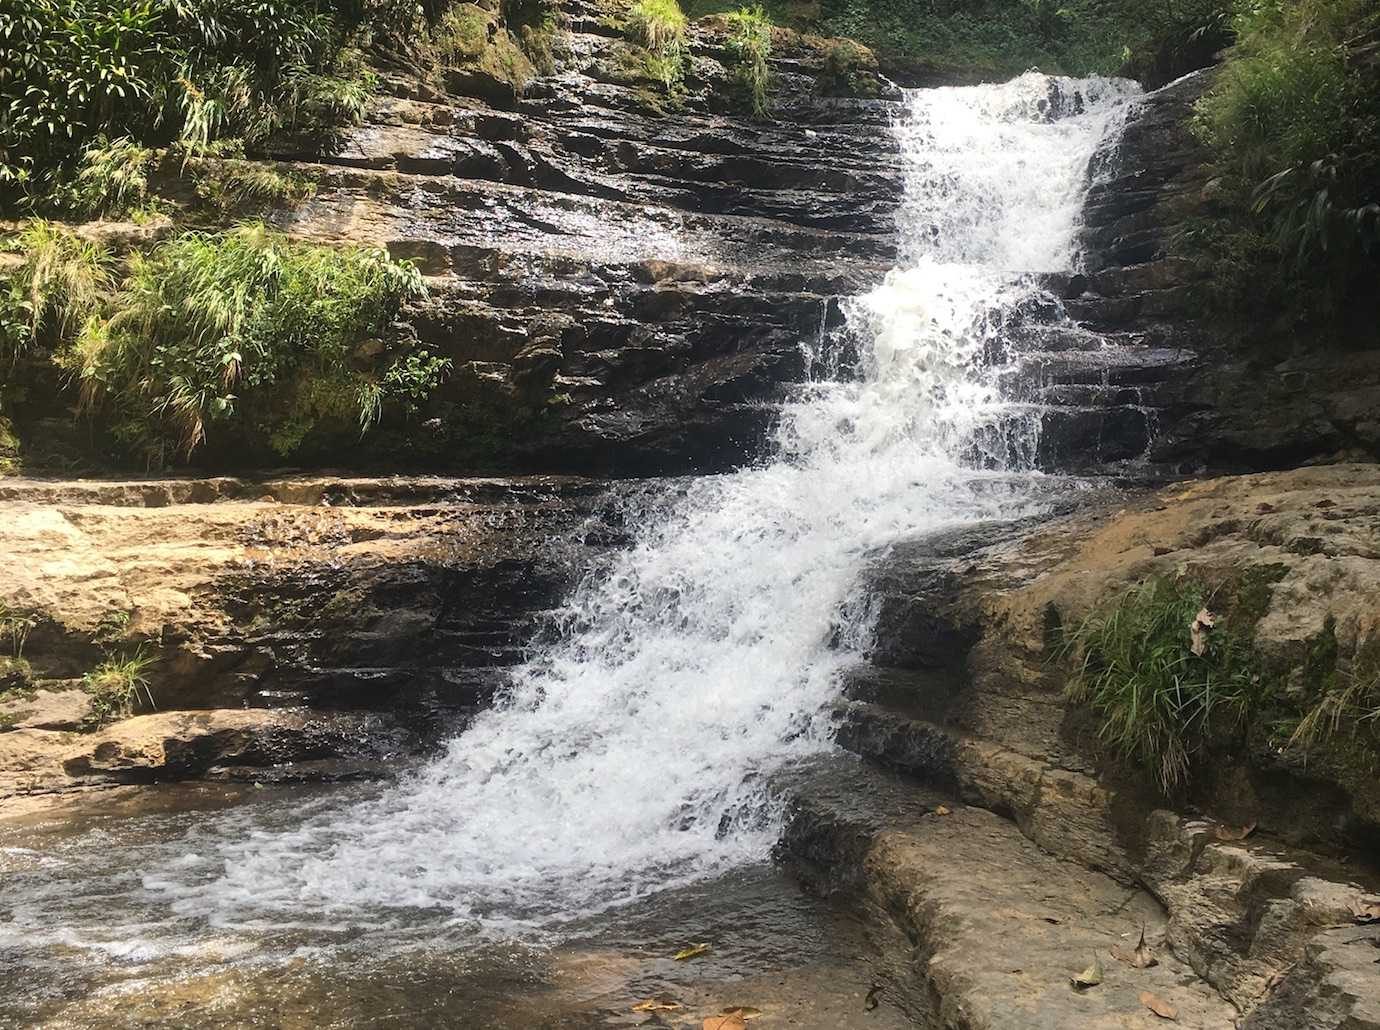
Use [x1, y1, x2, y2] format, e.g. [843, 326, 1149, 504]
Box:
[165, 74, 1140, 933]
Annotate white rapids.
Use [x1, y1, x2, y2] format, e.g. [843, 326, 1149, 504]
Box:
[165, 73, 1140, 933]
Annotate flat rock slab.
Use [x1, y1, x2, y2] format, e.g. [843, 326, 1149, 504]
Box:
[0, 688, 91, 730]
[785, 762, 1238, 1029]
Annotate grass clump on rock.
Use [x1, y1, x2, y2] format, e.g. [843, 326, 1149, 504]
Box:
[627, 0, 690, 89]
[725, 5, 774, 117]
[1063, 576, 1258, 793]
[83, 648, 156, 726]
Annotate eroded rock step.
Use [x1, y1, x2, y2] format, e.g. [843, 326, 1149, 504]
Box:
[781, 758, 1238, 1029]
[0, 474, 639, 799]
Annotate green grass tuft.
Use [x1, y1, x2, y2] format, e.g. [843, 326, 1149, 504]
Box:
[83, 648, 156, 726]
[725, 5, 774, 117]
[1063, 576, 1258, 793]
[628, 0, 689, 89]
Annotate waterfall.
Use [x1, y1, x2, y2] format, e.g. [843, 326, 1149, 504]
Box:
[178, 73, 1139, 933]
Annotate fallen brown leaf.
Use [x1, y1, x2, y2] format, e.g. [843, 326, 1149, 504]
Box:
[1351, 899, 1380, 925]
[702, 1016, 747, 1030]
[675, 942, 712, 961]
[632, 997, 684, 1013]
[1190, 608, 1216, 657]
[935, 805, 952, 816]
[720, 1007, 763, 1020]
[1140, 991, 1179, 1021]
[1213, 821, 1257, 842]
[1071, 953, 1104, 991]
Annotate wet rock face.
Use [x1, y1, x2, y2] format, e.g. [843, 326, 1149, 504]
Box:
[0, 474, 631, 798]
[251, 11, 906, 476]
[1066, 70, 1380, 474]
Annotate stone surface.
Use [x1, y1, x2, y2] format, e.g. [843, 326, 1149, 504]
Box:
[831, 463, 1380, 1028]
[0, 708, 408, 799]
[0, 473, 631, 797]
[1072, 71, 1380, 474]
[0, 689, 92, 731]
[784, 760, 1239, 1030]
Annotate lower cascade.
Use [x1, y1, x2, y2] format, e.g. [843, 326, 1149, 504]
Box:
[149, 73, 1141, 933]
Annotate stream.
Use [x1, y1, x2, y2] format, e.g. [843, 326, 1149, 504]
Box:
[2, 73, 1138, 1028]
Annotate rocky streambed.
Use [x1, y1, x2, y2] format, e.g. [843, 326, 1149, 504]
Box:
[5, 14, 1380, 1030]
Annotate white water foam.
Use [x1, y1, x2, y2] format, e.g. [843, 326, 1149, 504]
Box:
[164, 73, 1140, 934]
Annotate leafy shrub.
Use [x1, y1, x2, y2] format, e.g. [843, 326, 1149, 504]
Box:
[1192, 0, 1380, 314]
[0, 0, 389, 212]
[75, 224, 433, 461]
[5, 222, 443, 464]
[725, 5, 773, 117]
[628, 0, 689, 89]
[1063, 576, 1258, 792]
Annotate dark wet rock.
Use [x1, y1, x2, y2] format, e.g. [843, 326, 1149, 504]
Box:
[1070, 70, 1380, 475]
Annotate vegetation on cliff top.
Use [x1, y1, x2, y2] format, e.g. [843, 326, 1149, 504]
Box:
[2, 222, 444, 466]
[725, 5, 774, 115]
[682, 0, 1233, 83]
[627, 0, 690, 89]
[1187, 0, 1380, 327]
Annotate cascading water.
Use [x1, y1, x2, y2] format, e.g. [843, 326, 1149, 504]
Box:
[154, 73, 1140, 933]
[0, 82, 1143, 1010]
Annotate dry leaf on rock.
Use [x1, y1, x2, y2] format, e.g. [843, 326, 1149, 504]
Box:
[1070, 953, 1104, 991]
[1140, 991, 1179, 1021]
[675, 942, 712, 960]
[1111, 925, 1158, 969]
[632, 997, 684, 1013]
[1213, 821, 1257, 842]
[1351, 899, 1380, 924]
[702, 1016, 747, 1030]
[935, 805, 952, 816]
[1189, 608, 1216, 656]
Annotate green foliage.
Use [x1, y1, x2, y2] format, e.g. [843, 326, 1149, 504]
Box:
[191, 161, 316, 214]
[1191, 0, 1380, 315]
[433, 0, 559, 84]
[5, 222, 443, 464]
[83, 647, 155, 725]
[434, 3, 495, 63]
[817, 38, 872, 95]
[1064, 576, 1259, 793]
[725, 5, 773, 117]
[682, 0, 1233, 83]
[0, 0, 390, 212]
[2, 222, 114, 355]
[61, 137, 160, 217]
[628, 0, 689, 89]
[68, 224, 433, 461]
